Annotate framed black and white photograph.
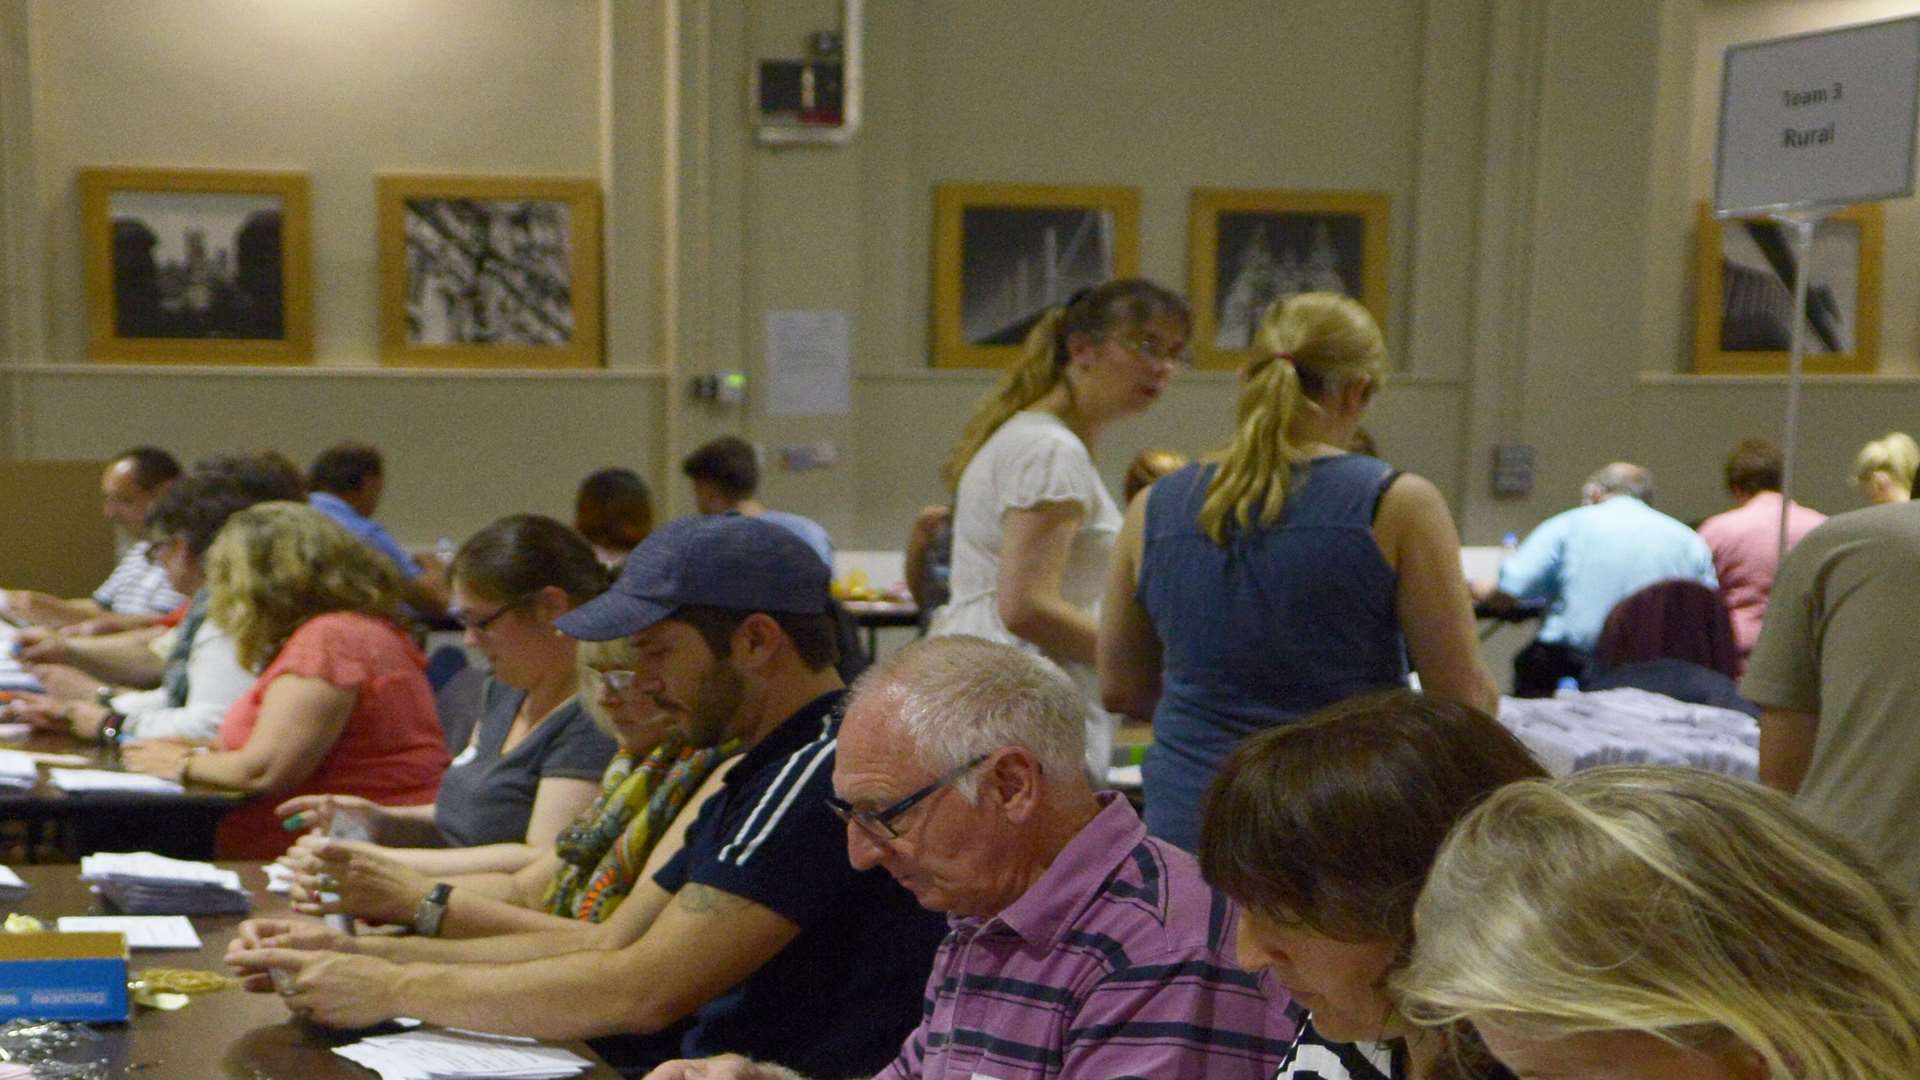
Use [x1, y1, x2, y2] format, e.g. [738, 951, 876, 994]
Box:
[80, 168, 312, 364]
[1693, 202, 1881, 374]
[1188, 189, 1390, 370]
[378, 175, 602, 368]
[933, 183, 1140, 369]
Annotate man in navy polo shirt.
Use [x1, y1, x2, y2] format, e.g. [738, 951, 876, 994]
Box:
[233, 515, 946, 1076]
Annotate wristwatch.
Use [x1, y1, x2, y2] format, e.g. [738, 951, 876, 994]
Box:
[95, 711, 123, 746]
[413, 883, 453, 937]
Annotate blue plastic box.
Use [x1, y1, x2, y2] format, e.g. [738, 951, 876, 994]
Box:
[0, 932, 130, 1022]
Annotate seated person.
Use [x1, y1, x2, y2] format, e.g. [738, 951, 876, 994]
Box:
[5, 457, 300, 741]
[278, 515, 618, 873]
[228, 516, 945, 1077]
[1695, 438, 1825, 670]
[1199, 689, 1541, 1080]
[282, 634, 740, 937]
[122, 502, 449, 859]
[3, 446, 186, 629]
[649, 635, 1296, 1080]
[902, 505, 951, 615]
[1471, 462, 1716, 696]
[1398, 765, 1920, 1079]
[576, 466, 656, 569]
[1852, 430, 1917, 505]
[683, 436, 833, 568]
[306, 441, 450, 617]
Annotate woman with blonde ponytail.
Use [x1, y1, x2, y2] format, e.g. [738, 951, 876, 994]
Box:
[1099, 292, 1494, 851]
[931, 279, 1189, 776]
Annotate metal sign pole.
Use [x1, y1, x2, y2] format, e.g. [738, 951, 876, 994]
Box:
[1767, 208, 1828, 563]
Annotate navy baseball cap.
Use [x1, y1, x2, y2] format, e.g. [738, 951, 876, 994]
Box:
[554, 514, 830, 641]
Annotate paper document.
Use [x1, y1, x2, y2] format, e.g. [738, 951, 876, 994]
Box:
[57, 915, 202, 949]
[49, 769, 184, 794]
[333, 1027, 592, 1079]
[0, 752, 37, 790]
[765, 309, 851, 417]
[0, 864, 26, 899]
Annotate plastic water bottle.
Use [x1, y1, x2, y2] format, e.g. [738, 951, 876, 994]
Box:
[321, 806, 374, 937]
[435, 534, 456, 567]
[1555, 675, 1580, 698]
[1501, 531, 1519, 558]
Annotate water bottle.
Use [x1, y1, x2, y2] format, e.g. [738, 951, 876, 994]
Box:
[1555, 675, 1580, 697]
[435, 534, 456, 567]
[321, 806, 374, 937]
[1501, 531, 1519, 558]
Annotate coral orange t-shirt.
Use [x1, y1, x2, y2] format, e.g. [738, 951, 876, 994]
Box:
[215, 612, 449, 859]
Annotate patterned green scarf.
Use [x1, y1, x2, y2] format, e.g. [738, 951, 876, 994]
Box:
[542, 733, 742, 922]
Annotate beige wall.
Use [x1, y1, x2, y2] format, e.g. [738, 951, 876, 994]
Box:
[2, 0, 1915, 565]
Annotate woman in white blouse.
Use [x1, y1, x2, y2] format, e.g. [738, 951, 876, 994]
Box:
[930, 278, 1189, 773]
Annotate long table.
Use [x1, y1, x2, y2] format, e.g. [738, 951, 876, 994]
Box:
[7, 861, 618, 1078]
[0, 730, 244, 861]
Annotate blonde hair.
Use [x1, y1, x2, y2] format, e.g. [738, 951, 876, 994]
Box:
[205, 501, 404, 671]
[1397, 766, 1920, 1079]
[940, 278, 1188, 491]
[1852, 432, 1919, 491]
[1199, 292, 1387, 544]
[576, 635, 640, 739]
[1123, 447, 1187, 504]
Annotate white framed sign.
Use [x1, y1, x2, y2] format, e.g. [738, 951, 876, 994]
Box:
[1715, 15, 1920, 217]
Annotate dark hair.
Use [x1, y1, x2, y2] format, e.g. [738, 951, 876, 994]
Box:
[145, 459, 302, 559]
[116, 446, 182, 491]
[1200, 689, 1546, 946]
[308, 441, 384, 495]
[253, 449, 309, 499]
[189, 453, 309, 504]
[673, 604, 838, 673]
[1724, 438, 1783, 494]
[452, 514, 608, 607]
[681, 437, 759, 500]
[574, 468, 655, 552]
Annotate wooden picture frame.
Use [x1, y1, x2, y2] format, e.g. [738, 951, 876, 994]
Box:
[1693, 201, 1881, 375]
[932, 182, 1141, 369]
[377, 174, 603, 368]
[1187, 189, 1390, 371]
[81, 167, 313, 365]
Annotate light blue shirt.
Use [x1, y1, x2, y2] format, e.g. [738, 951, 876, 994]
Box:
[309, 491, 423, 579]
[756, 510, 834, 570]
[1498, 496, 1717, 653]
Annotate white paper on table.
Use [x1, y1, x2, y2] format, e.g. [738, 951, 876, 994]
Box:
[0, 724, 31, 742]
[80, 852, 243, 889]
[58, 915, 202, 949]
[333, 1026, 590, 1079]
[0, 865, 25, 891]
[764, 309, 851, 417]
[265, 862, 296, 894]
[49, 768, 184, 794]
[0, 751, 37, 787]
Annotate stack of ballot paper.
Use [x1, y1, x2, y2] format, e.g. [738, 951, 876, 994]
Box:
[334, 1028, 593, 1079]
[79, 852, 250, 915]
[0, 752, 37, 792]
[48, 769, 184, 794]
[0, 865, 27, 902]
[0, 624, 43, 694]
[56, 915, 201, 949]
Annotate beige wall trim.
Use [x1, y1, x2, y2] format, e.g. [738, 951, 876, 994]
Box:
[0, 0, 41, 453]
[1, 363, 666, 382]
[1639, 371, 1920, 387]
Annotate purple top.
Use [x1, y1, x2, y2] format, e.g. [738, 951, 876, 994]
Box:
[876, 793, 1295, 1080]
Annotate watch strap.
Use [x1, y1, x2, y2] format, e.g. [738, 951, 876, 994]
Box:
[413, 883, 453, 937]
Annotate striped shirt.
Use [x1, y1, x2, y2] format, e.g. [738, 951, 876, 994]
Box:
[878, 792, 1295, 1080]
[92, 543, 187, 616]
[1277, 1014, 1397, 1079]
[653, 691, 947, 1077]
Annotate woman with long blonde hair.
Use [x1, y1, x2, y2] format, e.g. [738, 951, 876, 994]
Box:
[1100, 291, 1494, 850]
[1398, 765, 1920, 1079]
[124, 501, 449, 858]
[930, 278, 1188, 775]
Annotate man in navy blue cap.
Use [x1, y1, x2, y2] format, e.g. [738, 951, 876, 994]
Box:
[232, 515, 947, 1077]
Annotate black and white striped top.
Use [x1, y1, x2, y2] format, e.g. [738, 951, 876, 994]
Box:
[1276, 1014, 1399, 1079]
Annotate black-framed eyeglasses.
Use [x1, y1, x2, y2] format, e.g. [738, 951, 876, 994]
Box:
[456, 594, 534, 632]
[825, 751, 993, 842]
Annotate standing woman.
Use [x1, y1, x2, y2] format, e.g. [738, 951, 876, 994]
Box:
[123, 502, 449, 859]
[930, 278, 1189, 775]
[1100, 291, 1496, 851]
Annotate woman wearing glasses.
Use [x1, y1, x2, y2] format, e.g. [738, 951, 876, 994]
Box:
[1100, 292, 1497, 851]
[276, 514, 617, 872]
[270, 636, 738, 938]
[930, 278, 1190, 776]
[123, 502, 451, 859]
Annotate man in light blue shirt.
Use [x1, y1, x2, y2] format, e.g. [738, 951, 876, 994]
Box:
[1473, 463, 1716, 696]
[681, 436, 835, 569]
[307, 441, 450, 618]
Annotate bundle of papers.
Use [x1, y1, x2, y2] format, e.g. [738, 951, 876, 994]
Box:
[0, 752, 37, 792]
[57, 915, 202, 949]
[1499, 688, 1759, 779]
[79, 852, 250, 916]
[0, 864, 27, 902]
[49, 769, 184, 795]
[334, 1028, 592, 1080]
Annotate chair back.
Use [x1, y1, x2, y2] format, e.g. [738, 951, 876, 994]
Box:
[1592, 578, 1739, 678]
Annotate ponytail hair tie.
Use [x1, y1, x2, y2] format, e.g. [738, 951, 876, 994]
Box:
[1273, 351, 1297, 365]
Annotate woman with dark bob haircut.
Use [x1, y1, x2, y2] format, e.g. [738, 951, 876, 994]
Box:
[1200, 689, 1543, 1079]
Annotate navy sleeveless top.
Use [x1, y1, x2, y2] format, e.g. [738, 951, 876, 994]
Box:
[1138, 456, 1408, 851]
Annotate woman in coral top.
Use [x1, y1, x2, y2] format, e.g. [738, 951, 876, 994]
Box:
[124, 501, 449, 858]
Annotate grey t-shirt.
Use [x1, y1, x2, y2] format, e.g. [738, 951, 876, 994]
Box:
[433, 679, 618, 848]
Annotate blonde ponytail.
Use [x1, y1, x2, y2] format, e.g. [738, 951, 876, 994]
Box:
[1198, 292, 1387, 544]
[940, 278, 1192, 492]
[941, 307, 1070, 491]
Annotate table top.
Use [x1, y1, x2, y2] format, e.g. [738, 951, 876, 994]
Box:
[7, 861, 619, 1078]
[0, 729, 244, 816]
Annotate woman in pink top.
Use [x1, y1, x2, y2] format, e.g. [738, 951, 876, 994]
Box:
[125, 502, 448, 858]
[1695, 440, 1825, 668]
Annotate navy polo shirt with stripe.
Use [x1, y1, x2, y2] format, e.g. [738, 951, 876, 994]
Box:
[653, 690, 947, 1076]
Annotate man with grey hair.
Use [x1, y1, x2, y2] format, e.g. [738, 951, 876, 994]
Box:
[646, 634, 1294, 1080]
[1472, 461, 1716, 696]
